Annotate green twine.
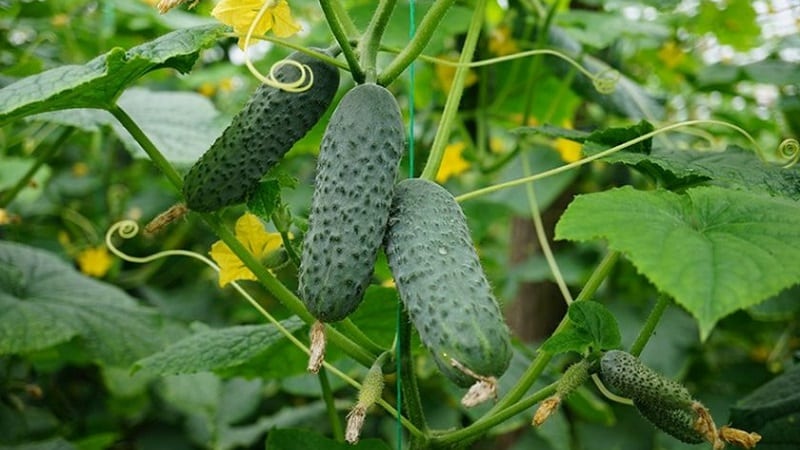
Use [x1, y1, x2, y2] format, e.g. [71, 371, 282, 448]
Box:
[397, 2, 416, 448]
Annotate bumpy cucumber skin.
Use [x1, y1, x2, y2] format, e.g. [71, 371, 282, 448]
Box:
[183, 50, 340, 212]
[635, 401, 704, 444]
[298, 83, 405, 322]
[385, 178, 512, 387]
[600, 350, 694, 409]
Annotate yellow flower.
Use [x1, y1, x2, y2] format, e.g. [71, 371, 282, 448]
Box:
[436, 142, 471, 183]
[657, 41, 685, 69]
[554, 120, 582, 163]
[209, 212, 284, 287]
[212, 0, 301, 49]
[76, 246, 113, 278]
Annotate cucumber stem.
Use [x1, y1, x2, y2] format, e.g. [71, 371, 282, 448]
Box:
[431, 382, 558, 446]
[398, 309, 428, 434]
[419, 0, 486, 182]
[319, 366, 345, 442]
[204, 213, 377, 368]
[319, 0, 363, 80]
[629, 294, 671, 357]
[377, 0, 457, 86]
[109, 105, 184, 191]
[358, 0, 397, 84]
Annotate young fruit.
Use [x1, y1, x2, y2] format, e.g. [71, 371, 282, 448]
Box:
[600, 350, 693, 409]
[182, 50, 340, 212]
[635, 400, 705, 444]
[298, 83, 405, 322]
[385, 178, 512, 387]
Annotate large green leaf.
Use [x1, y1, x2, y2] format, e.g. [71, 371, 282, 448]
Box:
[0, 24, 226, 125]
[135, 318, 304, 376]
[0, 241, 165, 366]
[29, 88, 226, 164]
[596, 145, 800, 200]
[555, 186, 800, 338]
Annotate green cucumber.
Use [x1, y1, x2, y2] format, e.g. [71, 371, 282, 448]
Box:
[635, 401, 705, 444]
[182, 50, 340, 212]
[385, 178, 512, 387]
[600, 350, 694, 409]
[298, 83, 405, 322]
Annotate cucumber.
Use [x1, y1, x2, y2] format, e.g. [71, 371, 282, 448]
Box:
[183, 50, 340, 212]
[635, 400, 705, 444]
[298, 83, 405, 322]
[600, 350, 693, 409]
[385, 178, 512, 387]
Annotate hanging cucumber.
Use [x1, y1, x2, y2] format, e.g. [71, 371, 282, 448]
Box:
[182, 49, 340, 212]
[385, 178, 512, 388]
[298, 83, 405, 322]
[600, 350, 694, 409]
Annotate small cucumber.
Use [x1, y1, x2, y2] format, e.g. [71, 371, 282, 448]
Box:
[298, 83, 405, 322]
[385, 178, 512, 387]
[183, 50, 340, 212]
[600, 350, 693, 409]
[635, 401, 705, 444]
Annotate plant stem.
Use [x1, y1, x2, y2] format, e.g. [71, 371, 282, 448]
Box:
[1, 127, 75, 207]
[629, 294, 670, 357]
[359, 0, 397, 83]
[203, 213, 376, 367]
[335, 320, 387, 356]
[319, 366, 345, 442]
[108, 105, 184, 191]
[319, 0, 363, 81]
[112, 101, 383, 367]
[377, 0, 457, 86]
[398, 309, 428, 434]
[430, 382, 557, 447]
[419, 0, 486, 181]
[491, 251, 619, 412]
[432, 252, 619, 445]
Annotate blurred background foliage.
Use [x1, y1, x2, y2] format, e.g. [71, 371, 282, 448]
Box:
[1, 0, 799, 449]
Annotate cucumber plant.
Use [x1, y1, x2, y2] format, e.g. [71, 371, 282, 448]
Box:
[0, 1, 795, 450]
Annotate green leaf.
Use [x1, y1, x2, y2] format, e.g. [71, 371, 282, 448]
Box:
[0, 241, 165, 366]
[28, 87, 225, 165]
[567, 302, 621, 350]
[539, 302, 621, 355]
[693, 0, 759, 51]
[135, 318, 304, 376]
[247, 180, 282, 219]
[594, 145, 800, 200]
[547, 27, 666, 120]
[264, 428, 391, 450]
[730, 365, 800, 448]
[0, 24, 227, 125]
[517, 120, 655, 156]
[555, 186, 800, 338]
[539, 327, 593, 355]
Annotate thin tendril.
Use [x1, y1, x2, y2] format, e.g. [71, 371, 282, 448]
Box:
[242, 0, 313, 92]
[778, 138, 799, 168]
[104, 220, 422, 437]
[455, 119, 796, 203]
[408, 48, 619, 95]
